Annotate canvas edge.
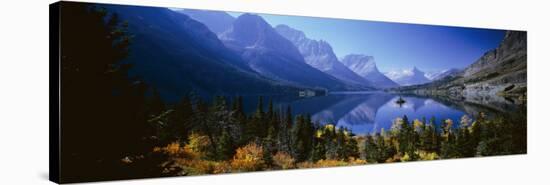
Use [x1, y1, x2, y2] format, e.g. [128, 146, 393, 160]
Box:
[49, 1, 61, 184]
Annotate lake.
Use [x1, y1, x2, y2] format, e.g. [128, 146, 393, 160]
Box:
[237, 91, 510, 135]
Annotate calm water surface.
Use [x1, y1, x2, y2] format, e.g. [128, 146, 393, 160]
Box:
[237, 91, 506, 135]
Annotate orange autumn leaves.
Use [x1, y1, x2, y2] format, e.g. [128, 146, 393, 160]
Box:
[153, 133, 367, 175]
[230, 143, 265, 171]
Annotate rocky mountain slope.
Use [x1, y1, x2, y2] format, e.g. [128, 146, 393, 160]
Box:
[219, 14, 352, 90]
[341, 54, 400, 88]
[425, 68, 461, 81]
[391, 31, 527, 109]
[274, 25, 373, 88]
[177, 9, 235, 35]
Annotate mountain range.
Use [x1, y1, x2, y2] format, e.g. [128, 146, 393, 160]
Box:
[274, 25, 373, 88]
[219, 13, 354, 90]
[391, 31, 527, 109]
[179, 10, 399, 90]
[101, 6, 497, 98]
[104, 5, 301, 100]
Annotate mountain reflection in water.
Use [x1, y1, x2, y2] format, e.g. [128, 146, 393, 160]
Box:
[238, 92, 512, 135]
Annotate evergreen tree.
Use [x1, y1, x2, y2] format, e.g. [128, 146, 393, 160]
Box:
[302, 114, 315, 160]
[364, 135, 378, 163]
[420, 123, 433, 151]
[265, 98, 275, 137]
[252, 96, 266, 138]
[285, 105, 293, 128]
[263, 125, 277, 166]
[345, 130, 360, 159]
[289, 114, 316, 161]
[457, 115, 474, 157]
[277, 105, 293, 154]
[441, 130, 457, 158]
[59, 3, 167, 180]
[398, 115, 412, 154]
[325, 138, 338, 160]
[312, 141, 326, 162]
[217, 128, 235, 160]
[291, 115, 305, 160]
[375, 133, 391, 162]
[210, 96, 234, 133]
[231, 96, 246, 124]
[191, 97, 218, 159]
[470, 116, 482, 156]
[232, 96, 248, 145]
[270, 111, 280, 137]
[267, 98, 274, 120]
[169, 95, 194, 143]
[431, 124, 441, 153]
[335, 127, 347, 159]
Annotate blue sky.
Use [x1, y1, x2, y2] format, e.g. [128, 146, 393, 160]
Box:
[228, 12, 505, 73]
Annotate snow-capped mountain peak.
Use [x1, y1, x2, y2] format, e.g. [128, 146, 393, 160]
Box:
[384, 67, 431, 86]
[341, 54, 378, 76]
[412, 66, 422, 74]
[341, 54, 399, 88]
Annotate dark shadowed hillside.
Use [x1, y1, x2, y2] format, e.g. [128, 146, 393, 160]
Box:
[104, 5, 302, 99]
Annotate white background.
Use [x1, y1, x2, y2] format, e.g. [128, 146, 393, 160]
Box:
[0, 0, 548, 184]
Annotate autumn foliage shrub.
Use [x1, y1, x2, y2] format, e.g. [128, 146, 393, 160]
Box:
[418, 151, 439, 160]
[184, 133, 212, 158]
[296, 159, 346, 168]
[347, 157, 367, 165]
[174, 159, 230, 175]
[296, 158, 366, 169]
[231, 143, 264, 172]
[153, 142, 190, 158]
[153, 134, 232, 175]
[295, 161, 316, 168]
[272, 151, 295, 169]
